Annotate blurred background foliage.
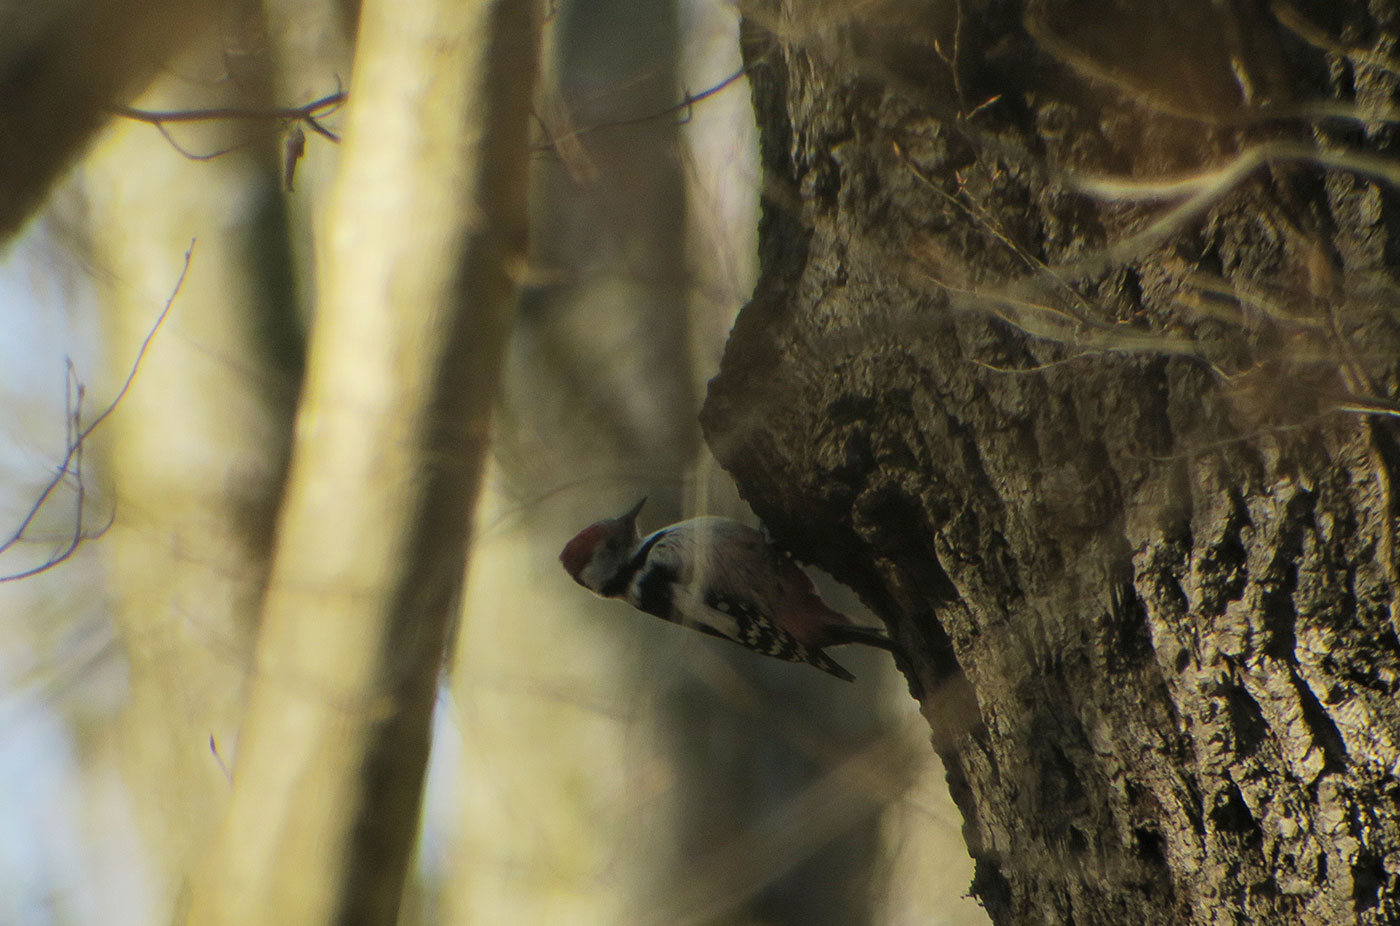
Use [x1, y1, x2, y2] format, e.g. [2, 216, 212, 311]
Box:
[0, 0, 983, 923]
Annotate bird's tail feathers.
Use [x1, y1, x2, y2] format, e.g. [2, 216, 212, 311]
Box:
[825, 623, 899, 653]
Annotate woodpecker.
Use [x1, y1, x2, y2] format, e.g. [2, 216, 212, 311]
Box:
[559, 498, 897, 681]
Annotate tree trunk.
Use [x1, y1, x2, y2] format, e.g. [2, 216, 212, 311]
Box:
[185, 0, 539, 920]
[84, 29, 300, 905]
[702, 2, 1400, 923]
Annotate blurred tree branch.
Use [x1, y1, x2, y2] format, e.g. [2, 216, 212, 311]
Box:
[0, 0, 222, 241]
[112, 90, 344, 175]
[184, 0, 541, 921]
[112, 89, 346, 133]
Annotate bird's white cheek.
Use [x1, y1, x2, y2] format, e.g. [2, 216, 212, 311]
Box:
[580, 562, 608, 593]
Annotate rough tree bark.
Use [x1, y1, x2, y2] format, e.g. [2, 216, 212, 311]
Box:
[703, 2, 1400, 923]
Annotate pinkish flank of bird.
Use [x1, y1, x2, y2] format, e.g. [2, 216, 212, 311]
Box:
[559, 498, 897, 680]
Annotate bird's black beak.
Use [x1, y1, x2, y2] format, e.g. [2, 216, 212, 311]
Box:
[621, 496, 647, 526]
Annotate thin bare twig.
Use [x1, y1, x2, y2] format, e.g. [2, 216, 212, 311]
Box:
[113, 90, 345, 166]
[210, 736, 234, 784]
[536, 68, 746, 155]
[152, 122, 252, 162]
[112, 90, 346, 127]
[0, 244, 194, 582]
[897, 141, 1097, 324]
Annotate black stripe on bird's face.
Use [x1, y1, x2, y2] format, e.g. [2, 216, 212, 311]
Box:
[601, 529, 668, 599]
[633, 559, 679, 620]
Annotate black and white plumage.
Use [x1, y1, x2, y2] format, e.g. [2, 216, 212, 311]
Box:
[559, 498, 897, 681]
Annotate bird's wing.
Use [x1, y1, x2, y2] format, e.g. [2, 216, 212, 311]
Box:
[648, 518, 789, 601]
